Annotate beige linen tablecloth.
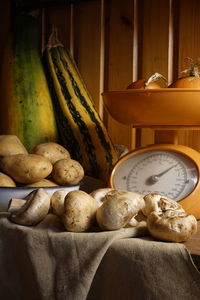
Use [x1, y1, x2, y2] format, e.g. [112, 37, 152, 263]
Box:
[0, 212, 200, 300]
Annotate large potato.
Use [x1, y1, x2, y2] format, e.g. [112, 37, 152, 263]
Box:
[0, 172, 16, 187]
[32, 142, 70, 165]
[62, 190, 97, 232]
[0, 135, 27, 156]
[0, 153, 53, 184]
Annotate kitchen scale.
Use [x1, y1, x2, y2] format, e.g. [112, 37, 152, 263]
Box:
[102, 88, 200, 219]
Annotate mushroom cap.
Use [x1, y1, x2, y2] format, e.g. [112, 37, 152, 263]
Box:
[96, 190, 144, 231]
[142, 193, 185, 217]
[147, 210, 197, 242]
[90, 188, 115, 207]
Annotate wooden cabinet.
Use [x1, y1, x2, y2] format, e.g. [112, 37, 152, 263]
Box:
[1, 0, 200, 151]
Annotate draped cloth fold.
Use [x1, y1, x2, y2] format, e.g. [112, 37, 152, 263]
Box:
[0, 213, 199, 300]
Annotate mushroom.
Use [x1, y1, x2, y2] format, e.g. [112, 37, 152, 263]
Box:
[9, 188, 51, 226]
[50, 190, 70, 216]
[142, 193, 185, 217]
[96, 190, 144, 231]
[147, 210, 197, 242]
[90, 188, 114, 207]
[8, 198, 26, 213]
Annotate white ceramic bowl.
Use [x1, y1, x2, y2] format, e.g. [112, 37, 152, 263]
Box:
[0, 184, 79, 212]
[0, 176, 106, 212]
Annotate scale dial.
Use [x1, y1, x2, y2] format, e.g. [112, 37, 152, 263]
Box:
[126, 150, 196, 200]
[109, 144, 200, 218]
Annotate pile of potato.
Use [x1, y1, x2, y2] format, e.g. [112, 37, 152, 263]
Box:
[0, 135, 84, 187]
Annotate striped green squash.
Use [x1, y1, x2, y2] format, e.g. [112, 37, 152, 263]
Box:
[0, 13, 59, 152]
[44, 33, 118, 182]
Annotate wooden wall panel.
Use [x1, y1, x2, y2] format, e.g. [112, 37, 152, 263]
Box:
[0, 0, 11, 58]
[73, 0, 102, 111]
[176, 0, 200, 150]
[104, 0, 135, 149]
[139, 0, 170, 79]
[138, 0, 170, 147]
[3, 0, 200, 153]
[44, 4, 71, 49]
[42, 0, 200, 151]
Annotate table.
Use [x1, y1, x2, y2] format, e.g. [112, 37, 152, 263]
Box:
[184, 220, 200, 270]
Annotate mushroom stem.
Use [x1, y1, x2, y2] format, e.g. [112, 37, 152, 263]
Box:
[8, 198, 26, 213]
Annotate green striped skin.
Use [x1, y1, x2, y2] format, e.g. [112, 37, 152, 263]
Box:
[44, 44, 118, 181]
[0, 13, 59, 152]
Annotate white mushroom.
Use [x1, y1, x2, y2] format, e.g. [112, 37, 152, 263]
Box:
[50, 190, 70, 216]
[124, 215, 139, 227]
[7, 198, 26, 213]
[9, 188, 50, 226]
[142, 193, 185, 217]
[147, 210, 197, 242]
[96, 190, 144, 231]
[90, 188, 114, 207]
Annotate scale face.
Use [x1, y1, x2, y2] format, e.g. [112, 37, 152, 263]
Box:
[109, 144, 200, 219]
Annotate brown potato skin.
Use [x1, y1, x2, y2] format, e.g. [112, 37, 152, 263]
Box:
[0, 135, 28, 156]
[0, 172, 16, 187]
[32, 142, 70, 165]
[0, 154, 53, 184]
[52, 159, 84, 185]
[62, 190, 97, 232]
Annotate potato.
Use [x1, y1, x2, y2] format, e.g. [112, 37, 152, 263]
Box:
[0, 153, 53, 184]
[0, 135, 27, 156]
[32, 142, 70, 165]
[52, 158, 84, 185]
[25, 179, 58, 187]
[0, 172, 16, 187]
[62, 190, 97, 232]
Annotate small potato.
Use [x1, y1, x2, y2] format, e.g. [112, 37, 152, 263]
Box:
[0, 135, 27, 156]
[0, 172, 16, 187]
[25, 179, 58, 187]
[52, 159, 84, 185]
[62, 190, 97, 232]
[0, 153, 53, 184]
[32, 142, 70, 165]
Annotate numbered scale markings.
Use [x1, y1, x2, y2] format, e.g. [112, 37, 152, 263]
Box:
[110, 145, 199, 202]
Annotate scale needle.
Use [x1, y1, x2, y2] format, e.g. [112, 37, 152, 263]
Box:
[146, 164, 178, 185]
